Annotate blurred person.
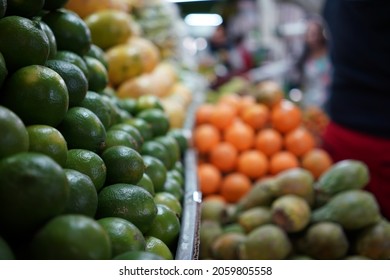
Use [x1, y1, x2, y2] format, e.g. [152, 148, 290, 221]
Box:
[279, 0, 390, 219]
[208, 25, 233, 72]
[288, 17, 331, 109]
[229, 34, 255, 75]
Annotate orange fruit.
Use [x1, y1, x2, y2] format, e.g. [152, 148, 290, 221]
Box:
[224, 122, 255, 152]
[237, 150, 268, 180]
[271, 99, 302, 133]
[254, 128, 283, 157]
[84, 10, 135, 50]
[269, 151, 299, 175]
[218, 93, 241, 112]
[193, 124, 221, 154]
[209, 142, 238, 173]
[195, 103, 214, 125]
[240, 103, 270, 131]
[237, 94, 256, 114]
[301, 148, 333, 179]
[220, 172, 252, 203]
[209, 103, 236, 131]
[284, 126, 316, 157]
[197, 163, 222, 196]
[64, 0, 130, 19]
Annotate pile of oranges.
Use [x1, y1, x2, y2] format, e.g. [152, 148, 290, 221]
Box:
[193, 90, 333, 204]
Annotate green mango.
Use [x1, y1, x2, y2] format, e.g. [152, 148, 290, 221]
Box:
[315, 159, 370, 195]
[311, 190, 381, 230]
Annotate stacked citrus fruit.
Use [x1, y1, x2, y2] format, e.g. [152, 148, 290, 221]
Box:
[0, 0, 190, 260]
[194, 83, 332, 203]
[196, 81, 390, 260]
[63, 0, 194, 129]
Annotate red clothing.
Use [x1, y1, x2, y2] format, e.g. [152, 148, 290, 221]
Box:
[321, 121, 390, 219]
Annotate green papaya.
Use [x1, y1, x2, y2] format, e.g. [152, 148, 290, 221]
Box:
[315, 159, 370, 195]
[238, 224, 292, 260]
[211, 232, 246, 260]
[302, 222, 349, 260]
[274, 167, 315, 205]
[0, 235, 14, 260]
[311, 190, 381, 230]
[238, 206, 272, 233]
[271, 195, 311, 233]
[354, 219, 390, 260]
[236, 178, 278, 212]
[201, 199, 226, 222]
[199, 220, 223, 260]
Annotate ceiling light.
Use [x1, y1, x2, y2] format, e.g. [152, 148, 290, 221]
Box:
[167, 0, 211, 3]
[184, 13, 223, 27]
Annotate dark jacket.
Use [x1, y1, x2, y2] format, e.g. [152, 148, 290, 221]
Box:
[323, 0, 390, 138]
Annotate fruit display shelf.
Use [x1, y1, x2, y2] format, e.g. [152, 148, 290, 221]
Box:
[174, 72, 208, 260]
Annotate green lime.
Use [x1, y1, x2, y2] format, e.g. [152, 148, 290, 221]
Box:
[117, 98, 137, 116]
[0, 235, 14, 260]
[145, 236, 173, 260]
[0, 153, 69, 234]
[100, 86, 116, 97]
[39, 21, 57, 59]
[97, 217, 145, 258]
[154, 192, 182, 218]
[116, 108, 132, 123]
[65, 149, 107, 192]
[167, 128, 190, 156]
[84, 55, 108, 92]
[137, 108, 170, 137]
[125, 118, 153, 142]
[0, 51, 7, 88]
[30, 214, 111, 260]
[45, 59, 88, 107]
[2, 65, 68, 126]
[55, 50, 89, 79]
[100, 95, 123, 126]
[97, 184, 157, 233]
[5, 0, 44, 17]
[161, 177, 183, 202]
[167, 169, 184, 187]
[43, 0, 68, 11]
[0, 0, 6, 18]
[173, 160, 184, 176]
[86, 44, 108, 70]
[42, 9, 91, 56]
[84, 10, 134, 50]
[57, 107, 107, 153]
[0, 105, 29, 159]
[0, 16, 49, 72]
[136, 173, 155, 196]
[101, 145, 145, 185]
[104, 130, 139, 151]
[141, 140, 171, 170]
[134, 95, 164, 115]
[79, 91, 112, 128]
[109, 123, 143, 151]
[113, 251, 164, 260]
[155, 135, 181, 169]
[63, 169, 98, 217]
[143, 155, 167, 193]
[145, 204, 181, 248]
[27, 125, 68, 167]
